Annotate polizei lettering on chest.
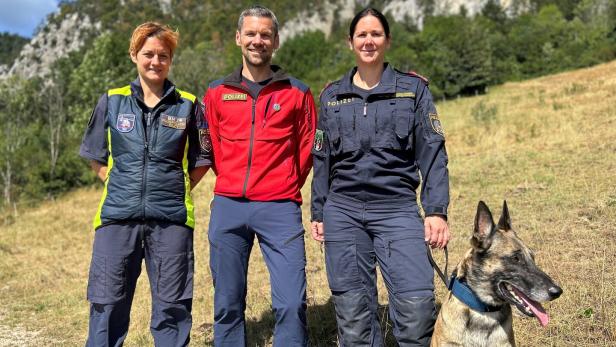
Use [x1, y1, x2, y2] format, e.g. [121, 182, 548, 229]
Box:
[222, 93, 248, 101]
[327, 98, 355, 107]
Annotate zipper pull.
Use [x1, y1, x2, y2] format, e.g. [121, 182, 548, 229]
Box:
[146, 112, 152, 127]
[363, 103, 367, 116]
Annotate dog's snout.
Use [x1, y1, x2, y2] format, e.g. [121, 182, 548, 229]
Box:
[548, 285, 562, 300]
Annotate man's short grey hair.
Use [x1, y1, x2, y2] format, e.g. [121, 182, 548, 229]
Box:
[237, 5, 279, 36]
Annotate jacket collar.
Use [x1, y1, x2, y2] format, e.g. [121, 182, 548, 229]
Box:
[223, 65, 290, 86]
[130, 78, 176, 103]
[337, 62, 397, 96]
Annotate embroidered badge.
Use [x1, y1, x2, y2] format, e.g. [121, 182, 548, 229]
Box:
[222, 93, 247, 101]
[116, 114, 135, 133]
[199, 128, 212, 153]
[429, 113, 445, 136]
[161, 115, 187, 129]
[314, 129, 324, 151]
[395, 92, 416, 98]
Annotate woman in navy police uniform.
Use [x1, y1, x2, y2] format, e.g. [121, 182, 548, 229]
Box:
[310, 8, 451, 347]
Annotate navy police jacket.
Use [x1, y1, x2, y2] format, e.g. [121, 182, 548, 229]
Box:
[80, 79, 211, 229]
[311, 63, 449, 221]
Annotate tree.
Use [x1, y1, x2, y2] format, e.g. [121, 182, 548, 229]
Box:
[413, 15, 493, 98]
[0, 77, 38, 208]
[0, 33, 28, 66]
[171, 41, 227, 98]
[274, 31, 353, 94]
[68, 32, 134, 127]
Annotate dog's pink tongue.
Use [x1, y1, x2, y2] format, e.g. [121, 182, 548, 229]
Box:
[512, 287, 549, 327]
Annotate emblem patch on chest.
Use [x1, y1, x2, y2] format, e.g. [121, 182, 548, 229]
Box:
[116, 114, 136, 133]
[161, 115, 187, 129]
[223, 93, 248, 101]
[429, 113, 445, 136]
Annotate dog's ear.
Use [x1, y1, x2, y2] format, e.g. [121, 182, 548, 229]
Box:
[497, 200, 512, 231]
[472, 201, 496, 251]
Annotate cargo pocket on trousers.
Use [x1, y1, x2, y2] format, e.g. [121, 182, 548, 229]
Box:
[386, 235, 433, 294]
[87, 254, 127, 304]
[156, 252, 194, 303]
[324, 239, 362, 292]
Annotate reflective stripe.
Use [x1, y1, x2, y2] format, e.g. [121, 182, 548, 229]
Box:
[93, 128, 114, 229]
[107, 85, 131, 96]
[182, 140, 195, 228]
[177, 89, 196, 103]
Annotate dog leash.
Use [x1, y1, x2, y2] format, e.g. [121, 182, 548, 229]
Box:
[426, 242, 449, 288]
[426, 243, 502, 312]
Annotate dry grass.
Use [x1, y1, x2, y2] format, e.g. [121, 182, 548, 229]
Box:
[1, 60, 615, 346]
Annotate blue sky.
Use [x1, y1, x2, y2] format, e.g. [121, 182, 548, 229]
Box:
[0, 0, 59, 37]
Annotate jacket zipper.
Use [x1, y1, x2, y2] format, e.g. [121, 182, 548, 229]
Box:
[141, 111, 152, 219]
[242, 99, 257, 197]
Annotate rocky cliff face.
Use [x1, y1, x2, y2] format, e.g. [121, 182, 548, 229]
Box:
[3, 0, 516, 79]
[278, 0, 518, 43]
[1, 12, 100, 79]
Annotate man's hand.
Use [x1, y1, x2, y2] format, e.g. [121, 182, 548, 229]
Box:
[310, 221, 324, 242]
[424, 215, 450, 249]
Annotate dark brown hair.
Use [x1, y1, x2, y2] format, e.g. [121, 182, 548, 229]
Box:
[349, 7, 390, 39]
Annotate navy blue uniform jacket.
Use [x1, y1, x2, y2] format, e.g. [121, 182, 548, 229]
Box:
[310, 63, 449, 221]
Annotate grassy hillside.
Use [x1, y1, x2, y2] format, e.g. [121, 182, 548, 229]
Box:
[1, 60, 615, 346]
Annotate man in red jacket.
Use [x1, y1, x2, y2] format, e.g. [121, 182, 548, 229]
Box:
[202, 5, 316, 347]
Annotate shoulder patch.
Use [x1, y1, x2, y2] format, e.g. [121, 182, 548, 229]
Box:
[200, 128, 212, 153]
[408, 71, 429, 85]
[429, 113, 444, 137]
[313, 129, 324, 152]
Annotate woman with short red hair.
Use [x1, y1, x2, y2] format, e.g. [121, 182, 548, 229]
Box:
[79, 22, 211, 346]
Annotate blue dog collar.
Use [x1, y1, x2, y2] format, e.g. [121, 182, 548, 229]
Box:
[448, 276, 502, 313]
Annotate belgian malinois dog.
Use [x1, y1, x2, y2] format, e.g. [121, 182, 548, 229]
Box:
[431, 201, 562, 347]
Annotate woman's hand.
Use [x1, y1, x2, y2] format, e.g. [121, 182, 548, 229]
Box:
[424, 215, 450, 249]
[311, 221, 324, 242]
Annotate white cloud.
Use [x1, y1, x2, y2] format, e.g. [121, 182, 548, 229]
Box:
[0, 0, 59, 37]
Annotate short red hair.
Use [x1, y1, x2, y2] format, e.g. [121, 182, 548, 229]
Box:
[129, 22, 179, 57]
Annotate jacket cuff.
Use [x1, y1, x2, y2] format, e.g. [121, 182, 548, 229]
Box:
[424, 205, 448, 218]
[311, 211, 323, 222]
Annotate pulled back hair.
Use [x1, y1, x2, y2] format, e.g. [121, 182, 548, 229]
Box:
[129, 22, 179, 58]
[349, 7, 390, 39]
[238, 5, 279, 36]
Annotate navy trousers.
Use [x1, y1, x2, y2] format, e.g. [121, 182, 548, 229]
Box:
[323, 193, 436, 347]
[208, 195, 308, 347]
[85, 221, 194, 347]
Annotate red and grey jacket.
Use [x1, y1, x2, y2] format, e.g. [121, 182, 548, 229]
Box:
[203, 65, 317, 203]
